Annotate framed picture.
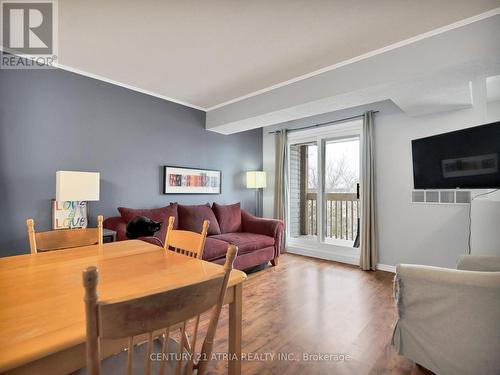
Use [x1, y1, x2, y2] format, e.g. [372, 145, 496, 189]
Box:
[163, 166, 221, 194]
[52, 200, 88, 229]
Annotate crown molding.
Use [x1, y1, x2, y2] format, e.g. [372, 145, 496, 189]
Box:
[206, 7, 500, 111]
[3, 7, 499, 113]
[55, 63, 206, 111]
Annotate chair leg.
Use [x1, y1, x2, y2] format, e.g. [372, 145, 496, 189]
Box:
[271, 258, 278, 267]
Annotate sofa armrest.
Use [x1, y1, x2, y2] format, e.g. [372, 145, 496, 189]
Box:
[241, 210, 284, 258]
[392, 264, 500, 374]
[103, 216, 127, 241]
[241, 210, 283, 237]
[456, 255, 500, 272]
[138, 236, 164, 248]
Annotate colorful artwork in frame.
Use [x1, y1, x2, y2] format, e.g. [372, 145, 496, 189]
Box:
[52, 200, 88, 229]
[163, 166, 221, 194]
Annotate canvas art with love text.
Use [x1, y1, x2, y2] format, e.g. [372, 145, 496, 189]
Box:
[52, 200, 88, 229]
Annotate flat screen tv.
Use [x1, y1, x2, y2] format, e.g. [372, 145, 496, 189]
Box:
[412, 121, 500, 189]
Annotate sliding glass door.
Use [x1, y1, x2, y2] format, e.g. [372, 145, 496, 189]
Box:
[286, 120, 362, 258]
[322, 137, 360, 246]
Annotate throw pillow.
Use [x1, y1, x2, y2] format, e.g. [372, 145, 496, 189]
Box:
[118, 203, 178, 242]
[212, 202, 242, 233]
[178, 204, 221, 235]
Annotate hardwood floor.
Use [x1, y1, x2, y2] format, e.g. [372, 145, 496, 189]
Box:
[192, 253, 431, 375]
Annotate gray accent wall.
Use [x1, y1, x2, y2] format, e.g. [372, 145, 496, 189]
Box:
[0, 68, 262, 256]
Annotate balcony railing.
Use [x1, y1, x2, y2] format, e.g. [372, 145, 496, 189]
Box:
[305, 192, 359, 241]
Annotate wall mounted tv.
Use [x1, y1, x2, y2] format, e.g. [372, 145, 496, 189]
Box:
[412, 121, 500, 189]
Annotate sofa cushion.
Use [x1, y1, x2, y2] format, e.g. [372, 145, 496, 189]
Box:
[212, 202, 242, 233]
[178, 204, 221, 235]
[202, 237, 231, 261]
[210, 232, 274, 255]
[117, 203, 178, 242]
[212, 246, 275, 270]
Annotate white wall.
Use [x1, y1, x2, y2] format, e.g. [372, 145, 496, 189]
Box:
[263, 98, 500, 268]
[472, 198, 500, 256]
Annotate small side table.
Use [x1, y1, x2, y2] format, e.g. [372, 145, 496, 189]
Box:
[102, 228, 117, 243]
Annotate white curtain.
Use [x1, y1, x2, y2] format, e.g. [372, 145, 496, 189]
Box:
[274, 129, 287, 252]
[360, 111, 378, 270]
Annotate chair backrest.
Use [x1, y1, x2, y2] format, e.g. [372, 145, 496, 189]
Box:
[82, 245, 238, 375]
[27, 216, 103, 254]
[163, 216, 209, 259]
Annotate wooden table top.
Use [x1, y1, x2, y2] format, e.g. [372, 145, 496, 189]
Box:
[0, 240, 247, 372]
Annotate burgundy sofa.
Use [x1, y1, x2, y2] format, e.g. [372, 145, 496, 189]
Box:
[103, 202, 284, 271]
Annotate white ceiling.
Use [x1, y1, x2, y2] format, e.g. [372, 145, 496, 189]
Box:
[206, 14, 500, 134]
[58, 0, 500, 110]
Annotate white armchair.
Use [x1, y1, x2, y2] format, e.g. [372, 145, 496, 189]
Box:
[392, 255, 500, 375]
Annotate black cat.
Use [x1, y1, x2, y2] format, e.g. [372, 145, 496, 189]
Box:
[126, 216, 162, 239]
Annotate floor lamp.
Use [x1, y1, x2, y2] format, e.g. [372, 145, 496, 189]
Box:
[246, 171, 266, 217]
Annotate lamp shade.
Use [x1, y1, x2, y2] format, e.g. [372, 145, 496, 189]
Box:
[246, 171, 266, 189]
[56, 171, 100, 201]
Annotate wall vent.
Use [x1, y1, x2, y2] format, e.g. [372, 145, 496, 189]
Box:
[426, 191, 440, 203]
[412, 191, 425, 203]
[456, 191, 472, 204]
[411, 190, 471, 205]
[440, 191, 454, 204]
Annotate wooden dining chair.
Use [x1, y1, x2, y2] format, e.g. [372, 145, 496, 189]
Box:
[26, 216, 103, 254]
[163, 216, 211, 353]
[163, 217, 209, 259]
[81, 244, 238, 375]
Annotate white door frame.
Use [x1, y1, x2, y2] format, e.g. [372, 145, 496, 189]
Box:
[286, 119, 363, 265]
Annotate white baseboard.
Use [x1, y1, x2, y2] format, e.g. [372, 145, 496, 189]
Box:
[286, 245, 397, 273]
[286, 245, 359, 266]
[376, 263, 396, 273]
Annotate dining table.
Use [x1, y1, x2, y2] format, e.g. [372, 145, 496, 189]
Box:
[0, 240, 247, 374]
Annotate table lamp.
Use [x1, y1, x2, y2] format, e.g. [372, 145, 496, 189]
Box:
[56, 171, 100, 228]
[246, 171, 266, 216]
